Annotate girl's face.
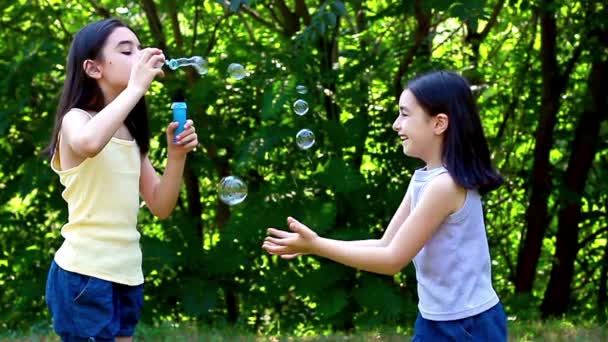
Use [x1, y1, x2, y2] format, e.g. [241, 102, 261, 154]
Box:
[87, 27, 142, 92]
[392, 90, 446, 161]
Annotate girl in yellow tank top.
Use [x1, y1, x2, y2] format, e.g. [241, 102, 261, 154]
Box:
[43, 18, 199, 341]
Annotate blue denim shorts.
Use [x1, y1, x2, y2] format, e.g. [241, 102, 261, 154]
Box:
[412, 302, 507, 341]
[45, 260, 144, 341]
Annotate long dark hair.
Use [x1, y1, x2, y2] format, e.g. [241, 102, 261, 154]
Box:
[44, 18, 150, 158]
[407, 70, 503, 194]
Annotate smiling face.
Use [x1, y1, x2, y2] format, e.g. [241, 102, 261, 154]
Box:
[392, 89, 447, 165]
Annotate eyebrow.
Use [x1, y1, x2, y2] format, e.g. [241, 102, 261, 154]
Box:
[399, 105, 411, 112]
[116, 40, 142, 49]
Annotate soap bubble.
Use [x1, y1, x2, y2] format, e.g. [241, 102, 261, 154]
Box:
[296, 129, 315, 150]
[293, 99, 309, 116]
[296, 85, 308, 94]
[217, 176, 248, 205]
[227, 63, 247, 80]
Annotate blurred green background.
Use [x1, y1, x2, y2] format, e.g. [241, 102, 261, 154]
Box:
[1, 0, 607, 337]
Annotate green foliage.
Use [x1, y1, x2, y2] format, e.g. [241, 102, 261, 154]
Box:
[1, 0, 608, 335]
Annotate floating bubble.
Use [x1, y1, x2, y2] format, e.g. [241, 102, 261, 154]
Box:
[165, 56, 208, 75]
[227, 63, 247, 80]
[296, 129, 315, 150]
[217, 176, 248, 205]
[296, 85, 308, 94]
[293, 99, 309, 116]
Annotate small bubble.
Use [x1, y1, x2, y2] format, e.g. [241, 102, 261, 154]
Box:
[217, 176, 248, 205]
[296, 85, 308, 94]
[293, 99, 309, 116]
[296, 129, 315, 150]
[227, 63, 247, 80]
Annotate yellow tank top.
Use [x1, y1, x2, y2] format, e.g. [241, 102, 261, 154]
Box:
[51, 109, 143, 285]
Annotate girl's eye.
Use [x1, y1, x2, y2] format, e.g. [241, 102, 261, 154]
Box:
[121, 52, 132, 55]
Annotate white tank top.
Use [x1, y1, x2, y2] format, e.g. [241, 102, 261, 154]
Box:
[410, 166, 499, 321]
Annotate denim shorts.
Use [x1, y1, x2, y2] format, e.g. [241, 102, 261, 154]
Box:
[412, 302, 507, 341]
[45, 260, 144, 341]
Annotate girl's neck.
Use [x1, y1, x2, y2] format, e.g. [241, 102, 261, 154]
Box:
[423, 149, 444, 170]
[424, 161, 444, 171]
[98, 83, 124, 106]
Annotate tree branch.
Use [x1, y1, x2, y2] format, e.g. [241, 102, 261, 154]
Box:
[579, 226, 608, 249]
[479, 0, 505, 41]
[43, 0, 71, 41]
[431, 24, 464, 54]
[557, 1, 591, 93]
[264, 3, 286, 30]
[168, 0, 184, 51]
[274, 0, 298, 35]
[85, 0, 111, 18]
[140, 0, 167, 51]
[494, 12, 538, 142]
[191, 0, 201, 53]
[237, 11, 257, 44]
[392, 0, 431, 101]
[295, 0, 310, 26]
[239, 4, 283, 35]
[205, 13, 231, 56]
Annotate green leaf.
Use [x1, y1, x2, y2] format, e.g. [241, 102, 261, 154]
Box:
[180, 277, 219, 316]
[315, 158, 366, 193]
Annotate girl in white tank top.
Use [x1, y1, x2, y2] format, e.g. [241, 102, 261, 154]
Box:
[263, 71, 507, 341]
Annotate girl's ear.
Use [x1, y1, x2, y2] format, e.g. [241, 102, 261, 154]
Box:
[433, 113, 449, 135]
[83, 59, 102, 79]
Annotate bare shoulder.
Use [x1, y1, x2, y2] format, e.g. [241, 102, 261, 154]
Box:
[61, 109, 92, 132]
[63, 108, 93, 122]
[424, 173, 467, 214]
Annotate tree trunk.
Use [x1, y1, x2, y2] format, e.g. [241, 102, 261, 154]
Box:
[183, 161, 203, 241]
[352, 0, 369, 171]
[318, 22, 341, 123]
[464, 0, 504, 82]
[541, 56, 608, 317]
[514, 1, 564, 293]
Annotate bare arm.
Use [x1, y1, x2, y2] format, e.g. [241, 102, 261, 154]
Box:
[267, 187, 412, 257]
[264, 174, 465, 275]
[63, 49, 164, 158]
[139, 155, 185, 219]
[61, 87, 142, 158]
[139, 120, 198, 219]
[342, 188, 412, 247]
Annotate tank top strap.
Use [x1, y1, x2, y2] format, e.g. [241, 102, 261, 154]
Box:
[52, 109, 94, 170]
[410, 166, 449, 209]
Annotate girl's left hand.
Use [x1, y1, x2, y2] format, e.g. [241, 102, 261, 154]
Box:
[167, 119, 198, 159]
[263, 217, 319, 257]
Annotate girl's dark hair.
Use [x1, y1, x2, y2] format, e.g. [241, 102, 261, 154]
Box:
[407, 70, 503, 194]
[44, 18, 149, 158]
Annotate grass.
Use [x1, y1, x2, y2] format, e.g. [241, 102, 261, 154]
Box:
[1, 319, 606, 341]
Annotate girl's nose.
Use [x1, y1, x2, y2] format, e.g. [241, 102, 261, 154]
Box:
[392, 119, 400, 132]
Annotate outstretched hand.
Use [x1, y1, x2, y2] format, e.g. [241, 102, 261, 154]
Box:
[262, 217, 319, 259]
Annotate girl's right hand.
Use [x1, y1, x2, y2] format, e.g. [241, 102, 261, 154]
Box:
[128, 48, 165, 95]
[263, 217, 319, 257]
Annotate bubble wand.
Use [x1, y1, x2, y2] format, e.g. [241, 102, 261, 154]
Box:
[165, 56, 208, 75]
